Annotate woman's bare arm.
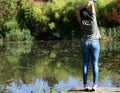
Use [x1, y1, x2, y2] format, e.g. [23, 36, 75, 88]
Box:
[75, 0, 94, 22]
[91, 1, 96, 14]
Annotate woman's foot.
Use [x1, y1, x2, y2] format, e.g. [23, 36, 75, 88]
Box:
[91, 84, 97, 91]
[83, 84, 89, 91]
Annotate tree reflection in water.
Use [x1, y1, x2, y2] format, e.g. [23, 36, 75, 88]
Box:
[0, 40, 120, 93]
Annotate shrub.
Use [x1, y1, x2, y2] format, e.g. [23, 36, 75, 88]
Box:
[0, 0, 18, 37]
[5, 28, 34, 42]
[97, 0, 119, 27]
[4, 19, 34, 42]
[18, 0, 85, 39]
[1, 0, 120, 40]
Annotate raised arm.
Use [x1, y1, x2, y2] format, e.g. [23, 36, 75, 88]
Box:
[75, 0, 94, 22]
[91, 1, 96, 14]
[75, 4, 87, 22]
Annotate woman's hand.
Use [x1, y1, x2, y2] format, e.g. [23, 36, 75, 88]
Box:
[87, 0, 94, 7]
[87, 0, 93, 7]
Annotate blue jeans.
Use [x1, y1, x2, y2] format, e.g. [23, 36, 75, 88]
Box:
[82, 39, 100, 85]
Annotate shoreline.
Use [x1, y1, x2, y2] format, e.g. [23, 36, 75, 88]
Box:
[65, 87, 120, 93]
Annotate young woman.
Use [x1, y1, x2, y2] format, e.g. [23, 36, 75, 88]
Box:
[76, 0, 101, 91]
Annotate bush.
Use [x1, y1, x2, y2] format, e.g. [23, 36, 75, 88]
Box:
[96, 0, 118, 27]
[5, 28, 34, 42]
[18, 0, 86, 39]
[0, 0, 119, 40]
[0, 0, 18, 37]
[4, 19, 34, 42]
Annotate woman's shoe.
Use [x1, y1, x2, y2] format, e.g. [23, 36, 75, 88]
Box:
[84, 87, 89, 91]
[83, 84, 90, 91]
[91, 84, 97, 91]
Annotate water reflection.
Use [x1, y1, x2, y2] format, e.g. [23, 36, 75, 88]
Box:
[0, 40, 120, 93]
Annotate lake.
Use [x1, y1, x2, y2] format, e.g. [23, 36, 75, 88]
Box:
[0, 40, 120, 93]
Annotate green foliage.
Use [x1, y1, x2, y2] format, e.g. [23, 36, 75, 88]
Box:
[5, 28, 34, 42]
[0, 0, 120, 40]
[5, 19, 19, 30]
[0, 0, 34, 42]
[4, 19, 34, 42]
[99, 27, 120, 39]
[18, 0, 83, 39]
[0, 0, 18, 38]
[96, 0, 118, 27]
[22, 29, 34, 41]
[18, 0, 120, 39]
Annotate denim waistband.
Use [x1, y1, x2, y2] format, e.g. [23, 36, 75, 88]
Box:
[82, 39, 99, 42]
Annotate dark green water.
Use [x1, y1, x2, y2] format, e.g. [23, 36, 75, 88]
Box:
[0, 40, 120, 93]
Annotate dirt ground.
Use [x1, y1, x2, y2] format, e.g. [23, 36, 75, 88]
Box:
[61, 87, 120, 93]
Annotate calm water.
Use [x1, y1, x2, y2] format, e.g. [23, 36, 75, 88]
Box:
[0, 40, 120, 93]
